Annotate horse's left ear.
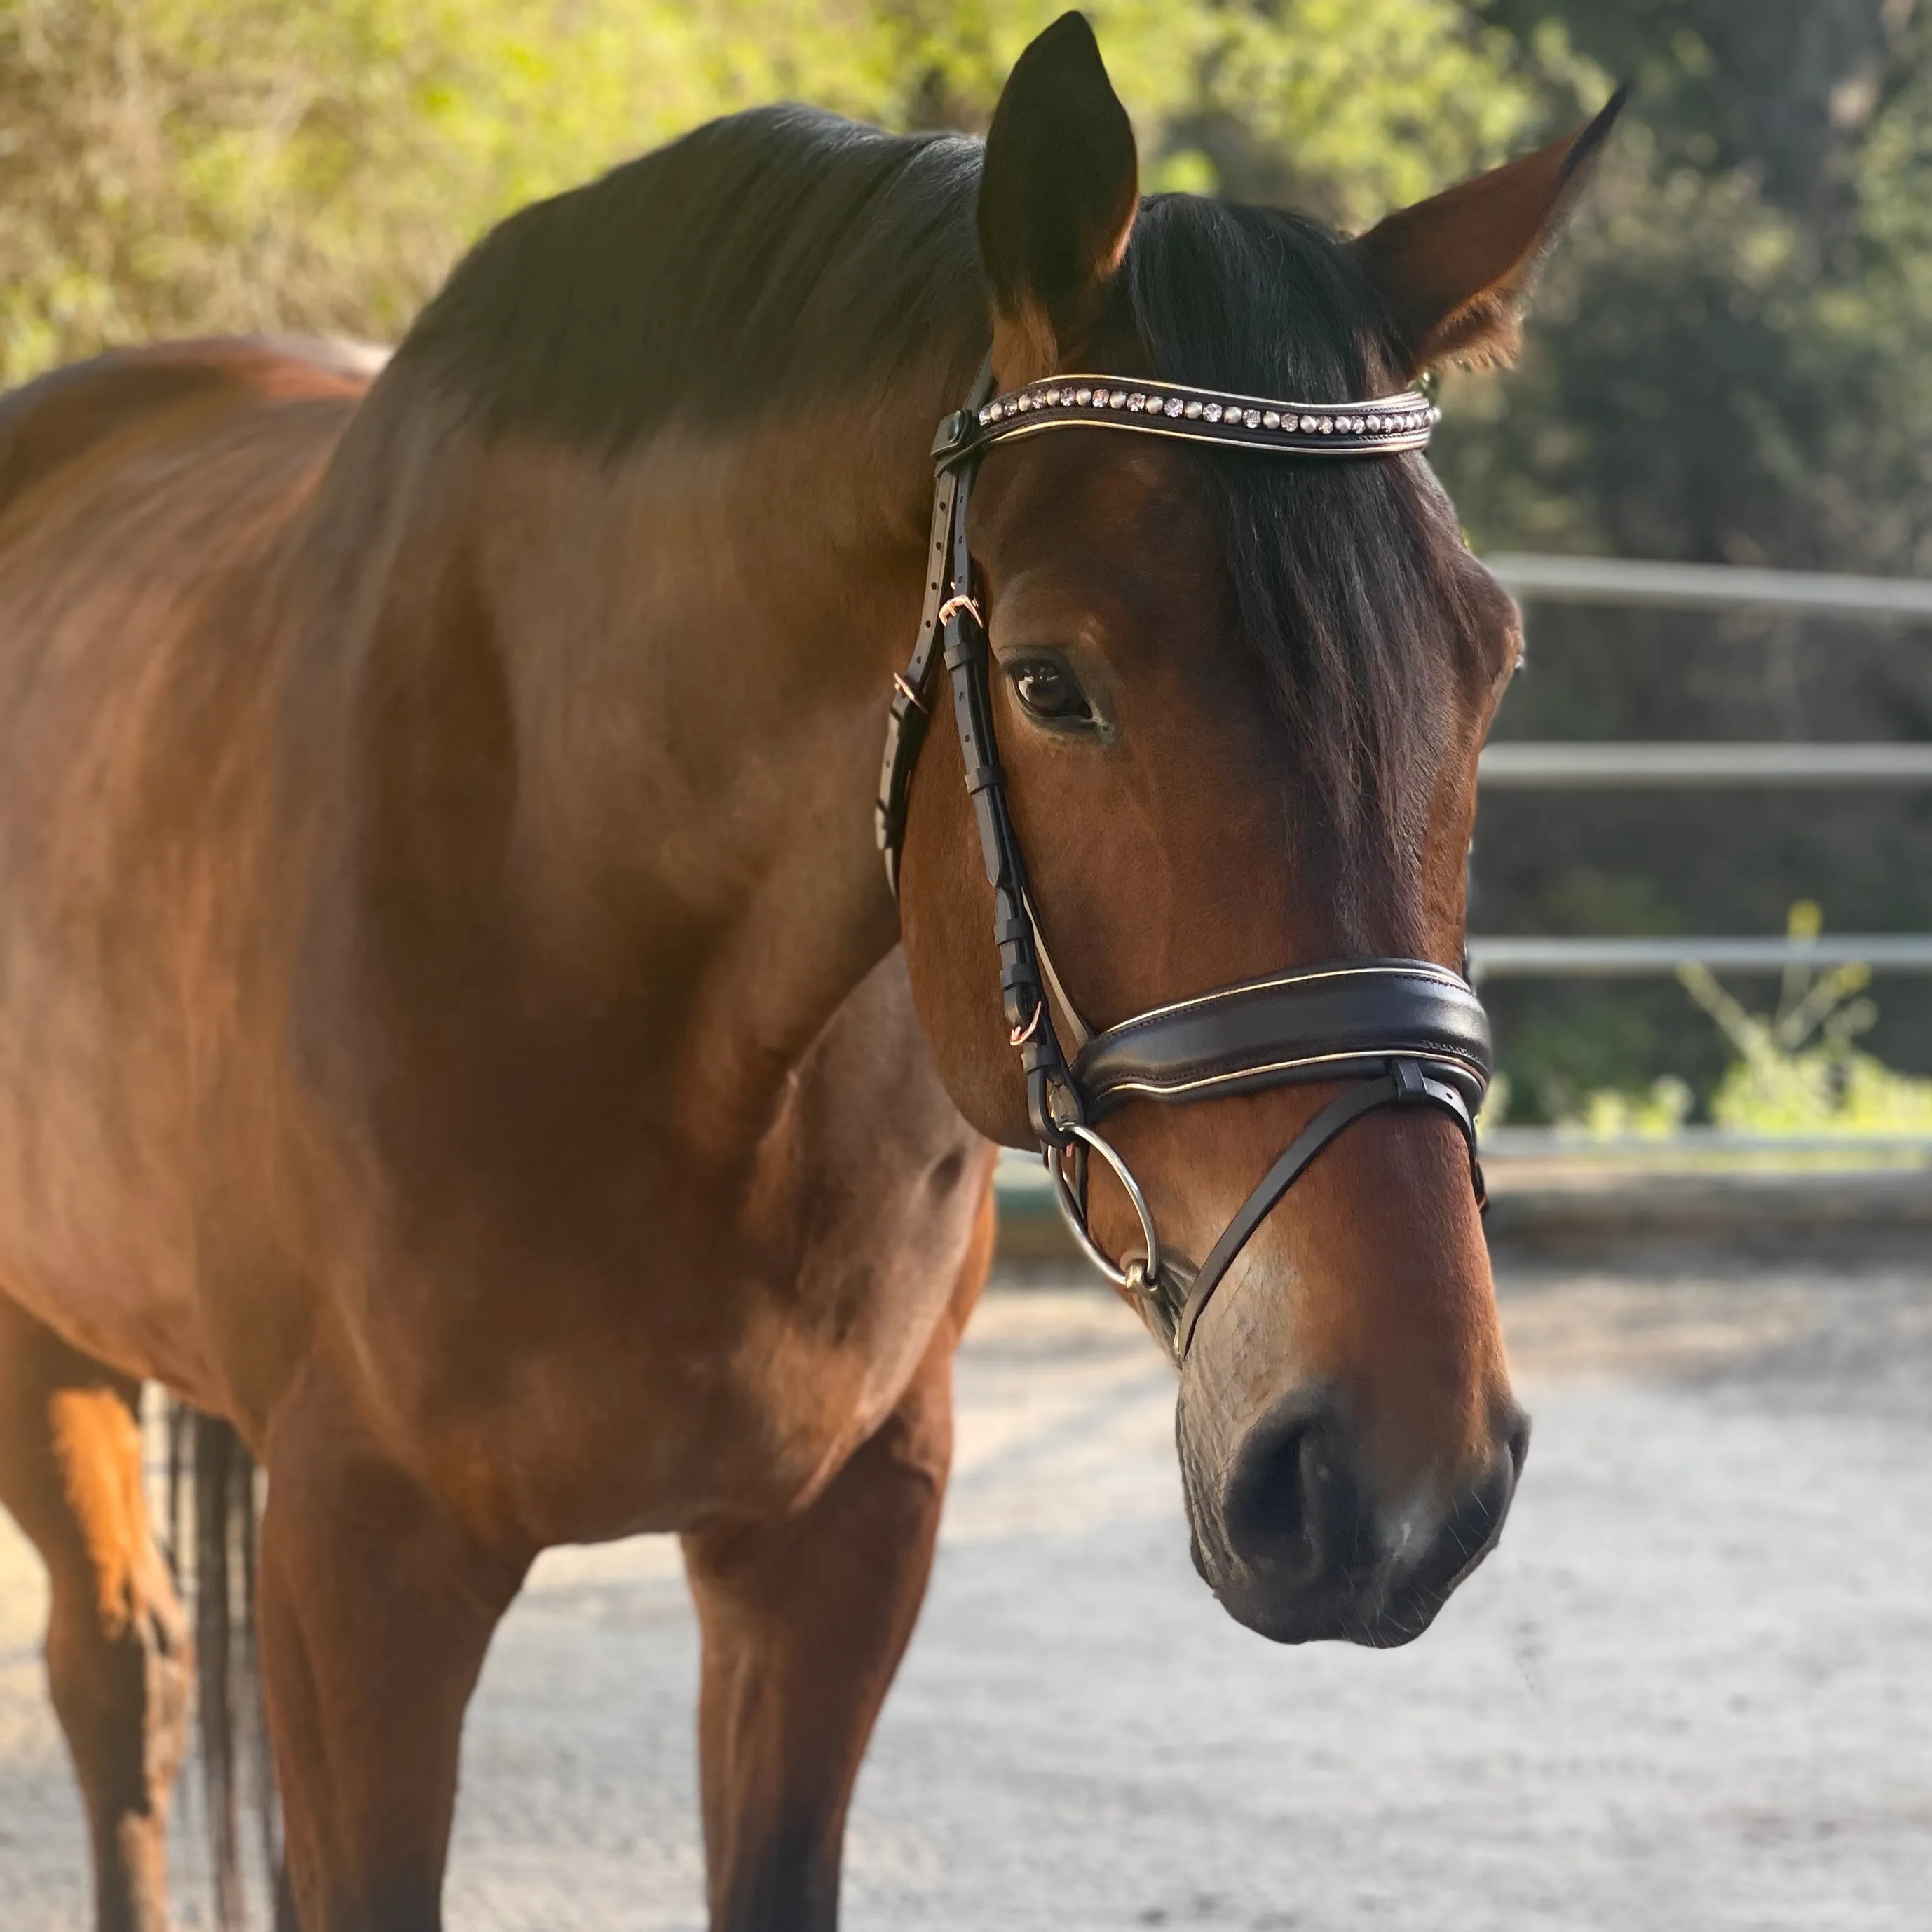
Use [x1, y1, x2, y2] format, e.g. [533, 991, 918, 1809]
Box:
[1352, 88, 1628, 377]
[979, 11, 1139, 383]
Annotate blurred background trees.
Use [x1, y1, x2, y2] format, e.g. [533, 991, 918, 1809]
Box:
[0, 0, 1544, 376]
[1443, 1, 1932, 1119]
[3, 0, 1929, 1117]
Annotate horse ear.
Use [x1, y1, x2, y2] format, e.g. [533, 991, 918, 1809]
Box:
[978, 11, 1139, 383]
[1352, 88, 1628, 377]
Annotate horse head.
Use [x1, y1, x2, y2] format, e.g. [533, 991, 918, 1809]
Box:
[898, 13, 1619, 1645]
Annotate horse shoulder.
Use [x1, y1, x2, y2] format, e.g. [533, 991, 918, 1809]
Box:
[343, 951, 991, 1551]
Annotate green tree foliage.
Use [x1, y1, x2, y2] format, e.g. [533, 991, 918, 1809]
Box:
[1450, 0, 1932, 574]
[0, 0, 1542, 385]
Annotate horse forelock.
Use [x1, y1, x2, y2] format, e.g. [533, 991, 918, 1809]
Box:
[1124, 196, 1493, 925]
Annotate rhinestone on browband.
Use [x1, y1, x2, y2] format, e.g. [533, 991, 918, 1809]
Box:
[953, 374, 1438, 463]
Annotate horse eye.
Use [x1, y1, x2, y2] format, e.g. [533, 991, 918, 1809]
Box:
[1009, 658, 1093, 724]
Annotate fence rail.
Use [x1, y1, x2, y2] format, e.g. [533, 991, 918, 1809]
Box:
[1479, 1126, 1932, 1159]
[1478, 742, 1932, 786]
[1468, 934, 1932, 977]
[1485, 552, 1932, 619]
[1472, 555, 1932, 1002]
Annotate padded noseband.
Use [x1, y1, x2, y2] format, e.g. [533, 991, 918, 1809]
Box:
[1073, 961, 1489, 1119]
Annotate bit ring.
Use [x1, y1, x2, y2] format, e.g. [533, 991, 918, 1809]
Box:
[1049, 1122, 1163, 1293]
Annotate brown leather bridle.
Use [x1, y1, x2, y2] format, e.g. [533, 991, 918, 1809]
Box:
[876, 362, 1489, 1359]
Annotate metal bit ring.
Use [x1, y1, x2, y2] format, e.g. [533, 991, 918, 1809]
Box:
[1049, 1122, 1164, 1294]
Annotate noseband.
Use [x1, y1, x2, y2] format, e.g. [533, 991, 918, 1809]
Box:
[876, 364, 1490, 1359]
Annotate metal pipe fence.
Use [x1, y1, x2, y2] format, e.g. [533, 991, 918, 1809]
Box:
[1478, 742, 1932, 787]
[1469, 934, 1932, 977]
[1472, 554, 1932, 1157]
[1485, 551, 1932, 618]
[1471, 554, 1932, 990]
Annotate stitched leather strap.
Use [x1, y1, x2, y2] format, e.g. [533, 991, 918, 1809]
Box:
[878, 359, 997, 895]
[1072, 960, 1490, 1121]
[1174, 1058, 1483, 1356]
[874, 465, 962, 894]
[918, 368, 1081, 1144]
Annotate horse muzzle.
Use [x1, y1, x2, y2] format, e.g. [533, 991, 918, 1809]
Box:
[1176, 1373, 1529, 1647]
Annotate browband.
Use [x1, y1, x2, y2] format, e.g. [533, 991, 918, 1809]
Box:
[932, 374, 1439, 471]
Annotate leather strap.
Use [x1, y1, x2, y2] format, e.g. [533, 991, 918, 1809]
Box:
[878, 360, 996, 896]
[1174, 1058, 1483, 1356]
[874, 465, 962, 894]
[927, 384, 1080, 1145]
[1022, 896, 1094, 1053]
[1073, 960, 1489, 1121]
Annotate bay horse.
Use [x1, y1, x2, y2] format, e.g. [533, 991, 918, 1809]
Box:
[0, 15, 1617, 1929]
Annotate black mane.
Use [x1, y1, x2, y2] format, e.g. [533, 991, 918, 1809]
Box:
[404, 108, 1481, 898]
[1128, 196, 1483, 897]
[400, 107, 983, 449]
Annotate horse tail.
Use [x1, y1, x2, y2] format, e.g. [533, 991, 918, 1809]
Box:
[165, 1399, 278, 1930]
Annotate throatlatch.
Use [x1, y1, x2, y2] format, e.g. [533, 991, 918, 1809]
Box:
[877, 362, 1490, 1360]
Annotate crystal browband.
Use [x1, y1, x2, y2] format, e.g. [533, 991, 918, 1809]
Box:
[931, 374, 1438, 468]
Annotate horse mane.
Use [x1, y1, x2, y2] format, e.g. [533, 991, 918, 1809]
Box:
[397, 105, 984, 451]
[400, 109, 1481, 894]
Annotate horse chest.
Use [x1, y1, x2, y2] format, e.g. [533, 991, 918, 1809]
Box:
[366, 1103, 991, 1550]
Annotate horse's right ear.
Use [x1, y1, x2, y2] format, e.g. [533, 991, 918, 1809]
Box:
[1352, 88, 1628, 376]
[978, 11, 1138, 386]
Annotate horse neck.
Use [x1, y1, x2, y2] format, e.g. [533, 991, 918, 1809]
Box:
[317, 369, 970, 1169]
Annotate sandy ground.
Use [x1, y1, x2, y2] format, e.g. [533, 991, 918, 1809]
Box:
[4, 1263, 1931, 1931]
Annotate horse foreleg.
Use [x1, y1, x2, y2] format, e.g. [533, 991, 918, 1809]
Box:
[254, 1375, 529, 1932]
[681, 1359, 953, 1932]
[0, 1293, 191, 1932]
[681, 1202, 988, 1932]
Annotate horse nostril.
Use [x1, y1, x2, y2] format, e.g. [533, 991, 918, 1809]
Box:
[1219, 1399, 1373, 1588]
